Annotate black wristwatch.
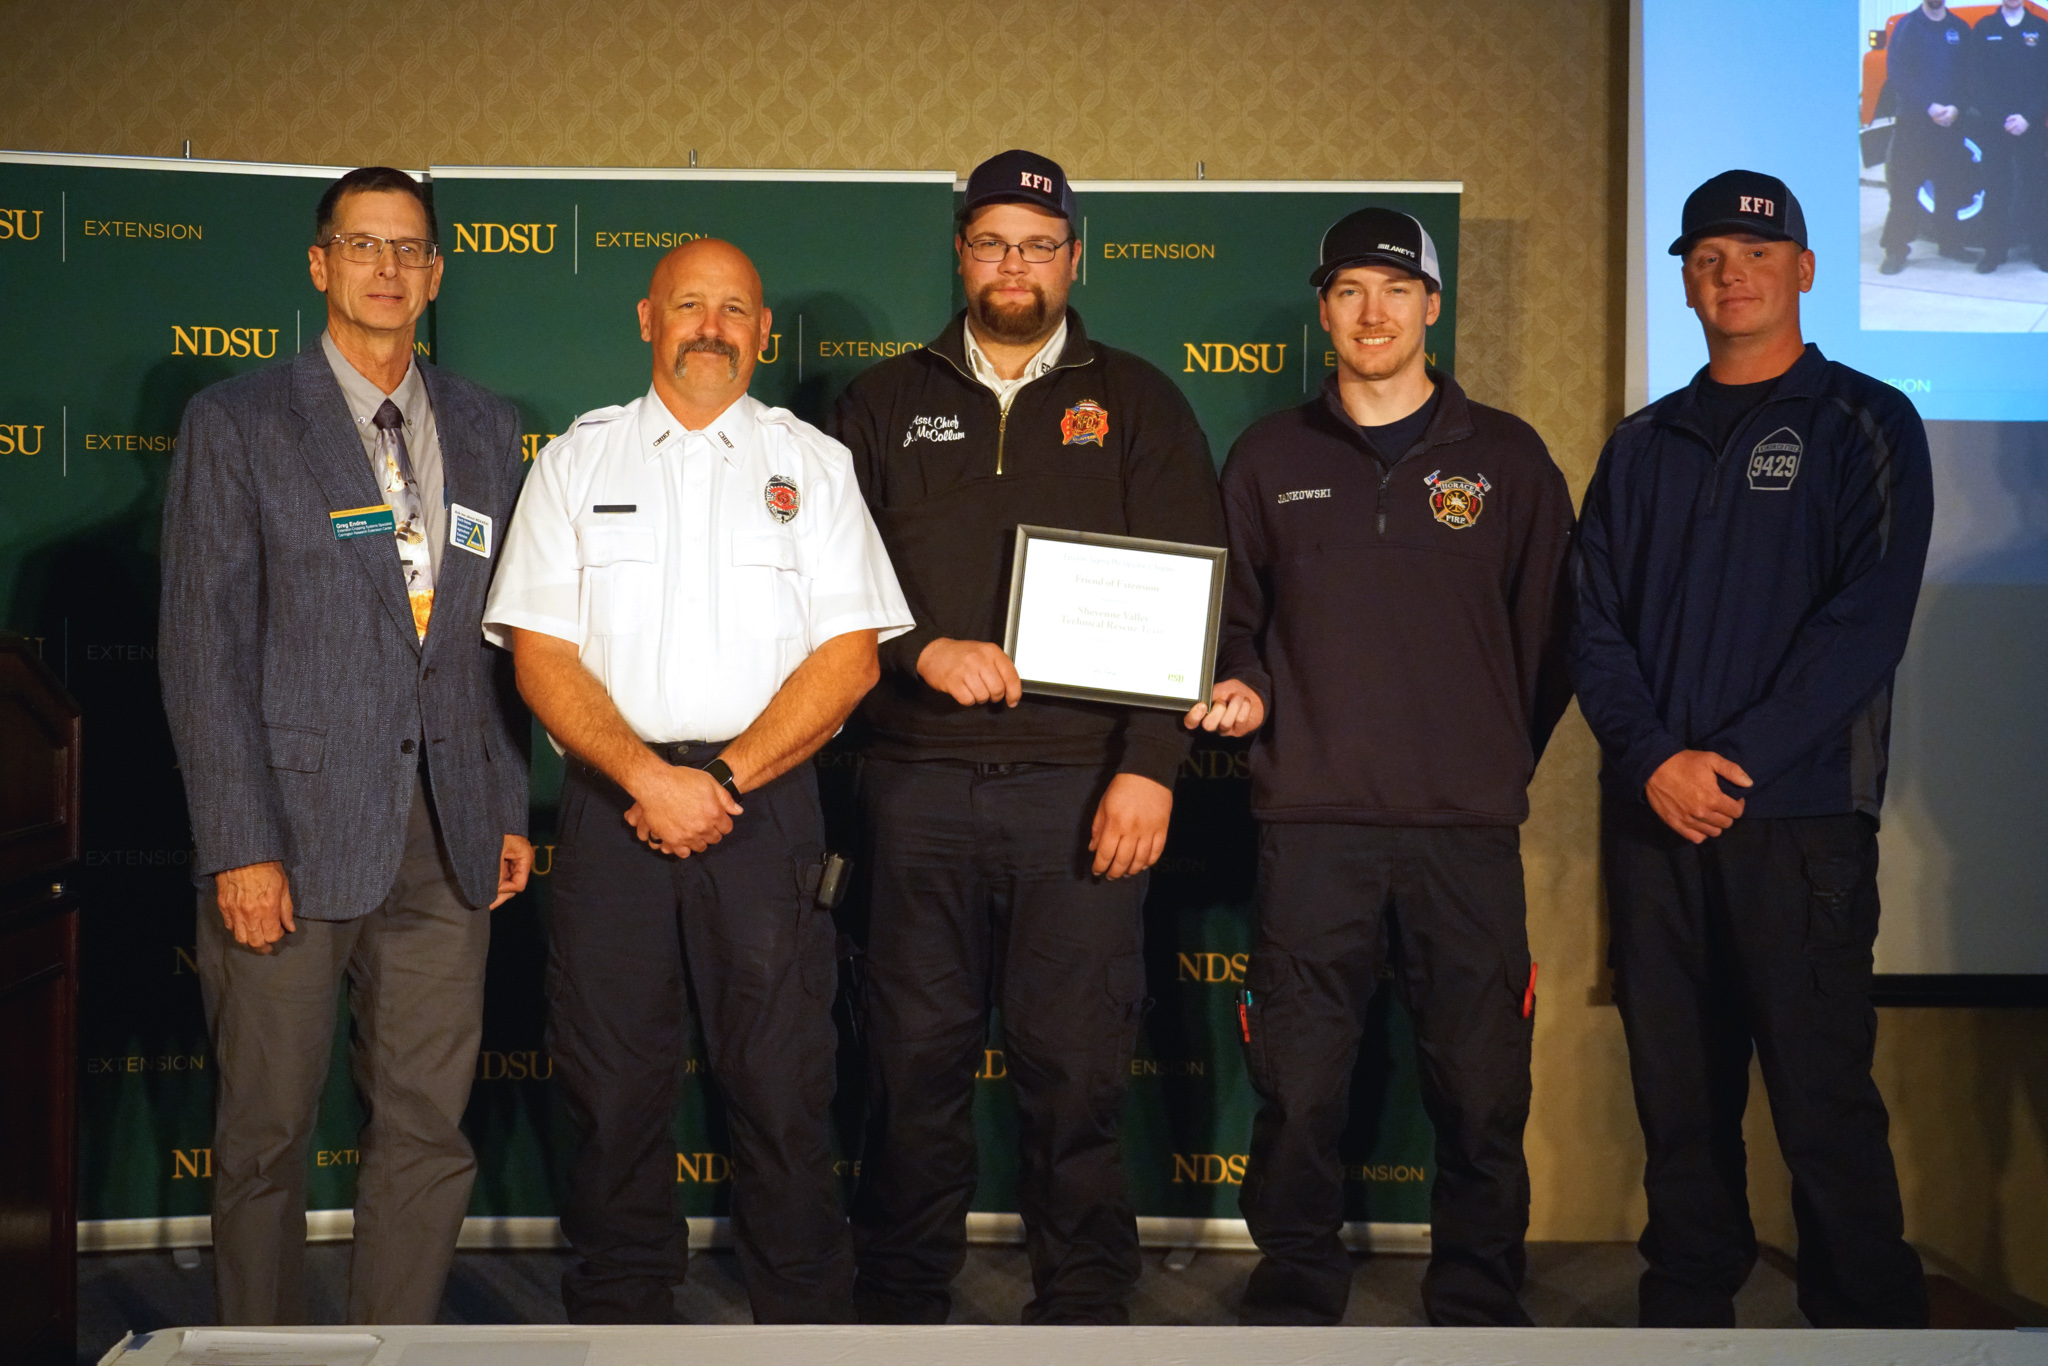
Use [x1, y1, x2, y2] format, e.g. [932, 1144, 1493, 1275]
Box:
[701, 758, 741, 801]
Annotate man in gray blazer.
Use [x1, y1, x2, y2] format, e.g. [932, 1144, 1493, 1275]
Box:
[159, 166, 533, 1326]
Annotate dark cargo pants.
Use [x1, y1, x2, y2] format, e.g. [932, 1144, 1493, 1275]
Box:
[850, 757, 1149, 1325]
[1238, 822, 1536, 1327]
[1602, 798, 1927, 1329]
[547, 749, 854, 1324]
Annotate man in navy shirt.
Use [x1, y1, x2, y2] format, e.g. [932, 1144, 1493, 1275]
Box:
[1964, 0, 2048, 272]
[1573, 171, 1932, 1328]
[1880, 0, 1972, 273]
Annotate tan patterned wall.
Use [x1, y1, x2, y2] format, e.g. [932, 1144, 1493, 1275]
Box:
[11, 0, 2044, 1316]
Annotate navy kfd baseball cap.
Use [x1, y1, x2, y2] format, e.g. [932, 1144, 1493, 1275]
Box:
[961, 149, 1077, 231]
[1669, 169, 1807, 255]
[1310, 207, 1442, 292]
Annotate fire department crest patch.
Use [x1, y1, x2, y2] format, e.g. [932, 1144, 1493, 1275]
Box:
[1423, 469, 1491, 529]
[1061, 400, 1109, 447]
[764, 474, 800, 523]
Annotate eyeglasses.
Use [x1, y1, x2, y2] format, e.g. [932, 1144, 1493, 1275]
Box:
[323, 232, 440, 268]
[964, 235, 1074, 264]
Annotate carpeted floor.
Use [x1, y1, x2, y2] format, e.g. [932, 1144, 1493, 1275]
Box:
[77, 1241, 1810, 1362]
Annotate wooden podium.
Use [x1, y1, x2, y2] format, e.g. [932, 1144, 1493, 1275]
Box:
[0, 633, 82, 1365]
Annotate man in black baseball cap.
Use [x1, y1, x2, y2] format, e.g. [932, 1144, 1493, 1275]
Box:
[829, 148, 1222, 1324]
[1191, 200, 1574, 1327]
[1574, 168, 1931, 1328]
[1308, 204, 1444, 291]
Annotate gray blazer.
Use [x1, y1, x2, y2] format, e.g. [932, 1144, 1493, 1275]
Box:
[160, 347, 530, 919]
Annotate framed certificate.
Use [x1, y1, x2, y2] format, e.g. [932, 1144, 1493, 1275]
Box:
[1001, 525, 1228, 711]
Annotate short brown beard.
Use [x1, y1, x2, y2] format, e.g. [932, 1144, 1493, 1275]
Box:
[968, 279, 1060, 345]
[674, 336, 740, 382]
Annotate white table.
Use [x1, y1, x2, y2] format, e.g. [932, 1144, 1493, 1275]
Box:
[100, 1322, 2048, 1366]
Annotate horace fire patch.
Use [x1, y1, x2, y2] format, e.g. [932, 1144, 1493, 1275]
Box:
[764, 474, 800, 523]
[1061, 400, 1109, 447]
[1423, 470, 1491, 529]
[1746, 428, 1802, 491]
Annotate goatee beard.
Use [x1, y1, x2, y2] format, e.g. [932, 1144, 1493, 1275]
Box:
[674, 336, 741, 382]
[969, 281, 1056, 345]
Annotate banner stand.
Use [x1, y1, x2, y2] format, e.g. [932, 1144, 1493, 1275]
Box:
[79, 1214, 1431, 1257]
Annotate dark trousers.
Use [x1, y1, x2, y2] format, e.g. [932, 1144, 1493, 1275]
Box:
[850, 758, 1148, 1325]
[1602, 799, 1927, 1329]
[1974, 122, 2044, 259]
[197, 771, 489, 1326]
[546, 750, 854, 1324]
[1237, 823, 1535, 1327]
[1882, 113, 1969, 253]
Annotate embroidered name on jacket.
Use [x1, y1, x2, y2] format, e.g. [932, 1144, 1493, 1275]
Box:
[904, 414, 965, 447]
[1423, 470, 1491, 529]
[1276, 488, 1333, 504]
[1746, 428, 1802, 491]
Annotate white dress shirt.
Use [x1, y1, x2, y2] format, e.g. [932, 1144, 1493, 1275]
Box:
[963, 315, 1068, 413]
[484, 389, 914, 746]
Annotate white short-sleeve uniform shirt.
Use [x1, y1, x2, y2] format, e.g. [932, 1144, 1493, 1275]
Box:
[484, 389, 914, 746]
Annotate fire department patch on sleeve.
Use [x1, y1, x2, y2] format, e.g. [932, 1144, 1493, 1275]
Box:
[1061, 400, 1109, 447]
[764, 474, 800, 523]
[1423, 470, 1491, 529]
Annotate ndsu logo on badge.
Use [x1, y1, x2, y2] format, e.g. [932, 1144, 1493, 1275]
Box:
[764, 474, 800, 523]
[1061, 400, 1109, 447]
[1746, 427, 1802, 491]
[1423, 470, 1491, 529]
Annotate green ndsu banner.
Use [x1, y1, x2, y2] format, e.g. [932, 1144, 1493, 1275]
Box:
[0, 150, 1459, 1247]
[0, 151, 372, 1229]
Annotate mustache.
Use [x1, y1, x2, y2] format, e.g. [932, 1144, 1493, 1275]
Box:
[673, 335, 741, 382]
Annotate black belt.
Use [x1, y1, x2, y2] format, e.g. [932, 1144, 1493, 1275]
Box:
[652, 740, 732, 767]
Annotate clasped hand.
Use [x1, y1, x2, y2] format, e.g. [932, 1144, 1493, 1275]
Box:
[624, 761, 743, 856]
[1645, 749, 1753, 844]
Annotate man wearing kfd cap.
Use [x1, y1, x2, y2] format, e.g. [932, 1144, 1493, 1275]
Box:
[1191, 207, 1574, 1326]
[1573, 171, 1932, 1327]
[829, 149, 1224, 1324]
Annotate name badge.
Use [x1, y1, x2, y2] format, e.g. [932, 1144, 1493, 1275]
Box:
[450, 503, 494, 558]
[331, 504, 395, 540]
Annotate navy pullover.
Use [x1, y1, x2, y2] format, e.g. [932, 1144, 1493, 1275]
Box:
[1968, 6, 2048, 126]
[1888, 4, 1970, 113]
[1570, 345, 1933, 820]
[1217, 372, 1575, 827]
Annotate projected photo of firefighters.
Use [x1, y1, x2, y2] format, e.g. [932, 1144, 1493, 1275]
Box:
[1861, 0, 2048, 329]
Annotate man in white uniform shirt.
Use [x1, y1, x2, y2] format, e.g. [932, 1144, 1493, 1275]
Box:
[484, 238, 912, 1325]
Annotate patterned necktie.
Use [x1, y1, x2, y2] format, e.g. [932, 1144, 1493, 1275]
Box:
[372, 399, 434, 641]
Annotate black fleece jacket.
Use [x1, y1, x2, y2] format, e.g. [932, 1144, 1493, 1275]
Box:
[1216, 372, 1574, 826]
[828, 309, 1225, 787]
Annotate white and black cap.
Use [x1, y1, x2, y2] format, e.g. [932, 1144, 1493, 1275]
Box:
[1310, 207, 1441, 292]
[1668, 169, 1807, 255]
